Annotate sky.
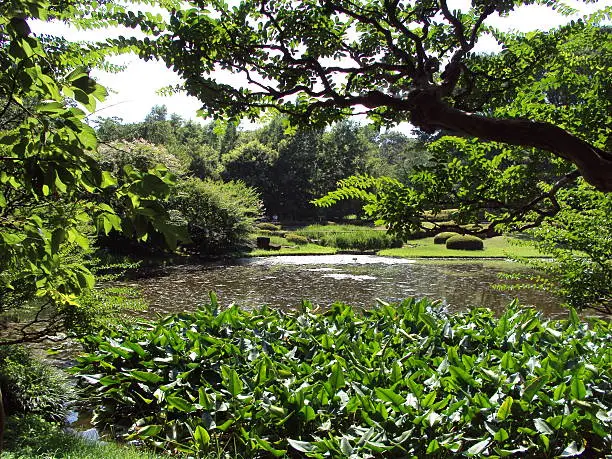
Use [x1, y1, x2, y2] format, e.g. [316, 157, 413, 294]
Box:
[31, 0, 610, 131]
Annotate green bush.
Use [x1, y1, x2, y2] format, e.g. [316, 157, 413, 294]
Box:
[169, 178, 263, 254]
[0, 346, 72, 422]
[513, 184, 611, 313]
[256, 229, 287, 237]
[284, 233, 309, 245]
[446, 234, 484, 250]
[433, 231, 460, 244]
[319, 231, 402, 251]
[296, 225, 402, 250]
[256, 222, 281, 231]
[97, 139, 189, 177]
[75, 298, 611, 458]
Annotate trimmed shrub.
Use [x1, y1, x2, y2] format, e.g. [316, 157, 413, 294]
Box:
[256, 222, 281, 231]
[446, 234, 484, 250]
[433, 231, 460, 244]
[257, 229, 287, 237]
[284, 233, 309, 245]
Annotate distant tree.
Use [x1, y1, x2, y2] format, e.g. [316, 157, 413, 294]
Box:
[222, 140, 278, 211]
[169, 178, 263, 254]
[315, 120, 375, 196]
[123, 1, 611, 193]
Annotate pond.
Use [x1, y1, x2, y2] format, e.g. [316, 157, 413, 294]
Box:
[127, 255, 564, 317]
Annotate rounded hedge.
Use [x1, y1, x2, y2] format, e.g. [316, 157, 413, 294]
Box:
[284, 233, 309, 245]
[446, 234, 484, 250]
[433, 232, 460, 244]
[257, 222, 281, 231]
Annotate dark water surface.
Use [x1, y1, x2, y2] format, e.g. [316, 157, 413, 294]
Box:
[126, 255, 564, 317]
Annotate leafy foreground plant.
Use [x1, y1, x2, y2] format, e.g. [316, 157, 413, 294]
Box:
[74, 297, 611, 458]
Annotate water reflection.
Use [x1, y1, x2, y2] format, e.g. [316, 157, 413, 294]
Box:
[128, 256, 563, 317]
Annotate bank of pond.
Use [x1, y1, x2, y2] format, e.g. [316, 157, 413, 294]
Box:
[1, 253, 609, 459]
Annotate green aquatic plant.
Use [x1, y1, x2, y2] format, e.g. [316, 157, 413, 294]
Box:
[74, 296, 611, 458]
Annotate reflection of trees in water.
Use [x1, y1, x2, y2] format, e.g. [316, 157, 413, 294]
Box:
[129, 261, 561, 317]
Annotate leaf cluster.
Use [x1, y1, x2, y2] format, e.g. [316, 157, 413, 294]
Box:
[75, 297, 611, 457]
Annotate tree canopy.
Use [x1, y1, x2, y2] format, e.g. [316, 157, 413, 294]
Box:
[123, 0, 612, 192]
[0, 0, 185, 343]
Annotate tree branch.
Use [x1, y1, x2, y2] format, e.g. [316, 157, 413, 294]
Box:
[406, 91, 612, 192]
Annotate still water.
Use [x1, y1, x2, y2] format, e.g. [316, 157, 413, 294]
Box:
[128, 255, 563, 317]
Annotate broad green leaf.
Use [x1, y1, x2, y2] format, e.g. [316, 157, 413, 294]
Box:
[560, 441, 585, 457]
[466, 439, 490, 456]
[222, 366, 244, 396]
[166, 396, 195, 413]
[299, 405, 316, 422]
[494, 427, 509, 442]
[340, 437, 353, 456]
[426, 439, 440, 454]
[570, 377, 586, 400]
[375, 387, 405, 408]
[129, 370, 163, 384]
[497, 396, 513, 421]
[449, 365, 478, 387]
[193, 425, 210, 449]
[287, 439, 317, 453]
[329, 362, 345, 391]
[534, 418, 554, 435]
[523, 375, 548, 402]
[135, 424, 162, 439]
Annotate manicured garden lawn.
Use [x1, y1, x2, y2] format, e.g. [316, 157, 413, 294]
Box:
[379, 236, 549, 258]
[247, 228, 548, 258]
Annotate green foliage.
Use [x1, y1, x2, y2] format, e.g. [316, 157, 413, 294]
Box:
[433, 232, 460, 244]
[506, 182, 611, 312]
[284, 233, 308, 245]
[97, 140, 189, 177]
[296, 224, 403, 251]
[0, 2, 184, 343]
[169, 178, 262, 255]
[446, 235, 485, 251]
[221, 140, 278, 203]
[74, 298, 611, 457]
[1, 414, 166, 459]
[118, 0, 612, 192]
[256, 222, 281, 232]
[0, 346, 72, 422]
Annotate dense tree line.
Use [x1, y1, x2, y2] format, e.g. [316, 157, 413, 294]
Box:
[96, 109, 429, 220]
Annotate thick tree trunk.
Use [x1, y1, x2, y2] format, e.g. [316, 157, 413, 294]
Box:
[407, 91, 612, 192]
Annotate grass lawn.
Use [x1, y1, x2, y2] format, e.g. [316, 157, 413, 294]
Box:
[379, 236, 549, 258]
[246, 229, 548, 259]
[245, 234, 337, 256]
[0, 432, 166, 459]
